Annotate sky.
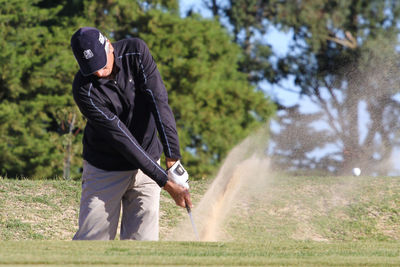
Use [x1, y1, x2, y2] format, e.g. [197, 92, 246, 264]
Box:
[179, 0, 315, 109]
[178, 0, 400, 175]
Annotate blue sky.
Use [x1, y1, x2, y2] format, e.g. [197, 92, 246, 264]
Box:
[178, 0, 400, 175]
[179, 0, 317, 110]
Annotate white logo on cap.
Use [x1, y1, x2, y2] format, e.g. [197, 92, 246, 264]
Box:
[83, 49, 94, 59]
[99, 33, 105, 44]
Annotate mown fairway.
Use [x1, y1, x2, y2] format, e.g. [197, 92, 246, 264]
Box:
[0, 240, 399, 266]
[1, 173, 400, 266]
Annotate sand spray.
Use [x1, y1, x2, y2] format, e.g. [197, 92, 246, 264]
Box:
[166, 127, 271, 241]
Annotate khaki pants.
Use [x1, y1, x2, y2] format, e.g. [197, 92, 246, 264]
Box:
[73, 160, 161, 240]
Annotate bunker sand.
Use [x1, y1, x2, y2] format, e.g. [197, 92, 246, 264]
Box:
[166, 134, 271, 241]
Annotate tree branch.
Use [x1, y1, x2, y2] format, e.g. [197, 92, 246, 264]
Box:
[312, 85, 344, 139]
[203, 0, 219, 17]
[326, 31, 357, 49]
[323, 79, 348, 138]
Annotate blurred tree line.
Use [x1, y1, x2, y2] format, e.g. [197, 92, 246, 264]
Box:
[203, 0, 400, 176]
[2, 0, 400, 179]
[0, 0, 274, 179]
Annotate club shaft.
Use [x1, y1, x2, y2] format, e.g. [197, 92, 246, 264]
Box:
[185, 203, 200, 240]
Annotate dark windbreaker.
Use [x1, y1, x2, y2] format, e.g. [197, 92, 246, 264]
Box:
[72, 38, 181, 187]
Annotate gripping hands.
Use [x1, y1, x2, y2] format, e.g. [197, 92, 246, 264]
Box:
[167, 160, 189, 189]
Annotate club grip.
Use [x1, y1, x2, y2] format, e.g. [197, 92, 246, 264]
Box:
[185, 202, 191, 213]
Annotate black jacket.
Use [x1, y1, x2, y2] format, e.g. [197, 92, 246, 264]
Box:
[72, 38, 181, 187]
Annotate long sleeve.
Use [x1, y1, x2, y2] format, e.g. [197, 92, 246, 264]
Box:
[73, 82, 169, 187]
[135, 39, 182, 160]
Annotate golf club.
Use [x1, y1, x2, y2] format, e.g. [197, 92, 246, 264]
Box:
[185, 202, 199, 241]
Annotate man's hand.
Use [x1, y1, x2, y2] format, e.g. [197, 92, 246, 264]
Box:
[167, 160, 189, 189]
[164, 160, 192, 208]
[163, 180, 193, 208]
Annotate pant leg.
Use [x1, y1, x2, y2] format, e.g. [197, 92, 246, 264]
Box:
[73, 160, 137, 240]
[120, 166, 161, 241]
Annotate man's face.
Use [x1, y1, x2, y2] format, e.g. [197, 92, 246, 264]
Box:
[94, 40, 114, 78]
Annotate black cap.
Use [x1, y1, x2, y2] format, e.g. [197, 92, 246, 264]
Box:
[71, 27, 107, 76]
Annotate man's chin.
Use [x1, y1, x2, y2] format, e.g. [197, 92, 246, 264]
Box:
[95, 72, 112, 78]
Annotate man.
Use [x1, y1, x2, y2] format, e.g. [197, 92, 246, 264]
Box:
[70, 27, 192, 240]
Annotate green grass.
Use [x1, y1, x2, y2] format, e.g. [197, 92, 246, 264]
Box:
[225, 175, 400, 242]
[0, 240, 400, 266]
[1, 174, 400, 266]
[0, 177, 209, 241]
[0, 178, 82, 240]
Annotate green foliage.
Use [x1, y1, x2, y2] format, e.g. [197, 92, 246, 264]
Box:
[205, 0, 284, 85]
[0, 0, 89, 179]
[205, 0, 400, 175]
[270, 0, 400, 175]
[0, 0, 275, 179]
[0, 100, 56, 178]
[128, 11, 274, 177]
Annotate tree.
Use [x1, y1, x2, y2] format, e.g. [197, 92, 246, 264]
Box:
[111, 9, 275, 177]
[203, 0, 400, 175]
[0, 0, 85, 178]
[0, 0, 275, 179]
[203, 0, 282, 85]
[270, 105, 337, 174]
[270, 0, 400, 175]
[61, 0, 275, 178]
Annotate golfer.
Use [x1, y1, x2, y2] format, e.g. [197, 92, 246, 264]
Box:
[70, 27, 192, 240]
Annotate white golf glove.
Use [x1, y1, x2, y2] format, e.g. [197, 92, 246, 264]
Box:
[167, 160, 189, 189]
